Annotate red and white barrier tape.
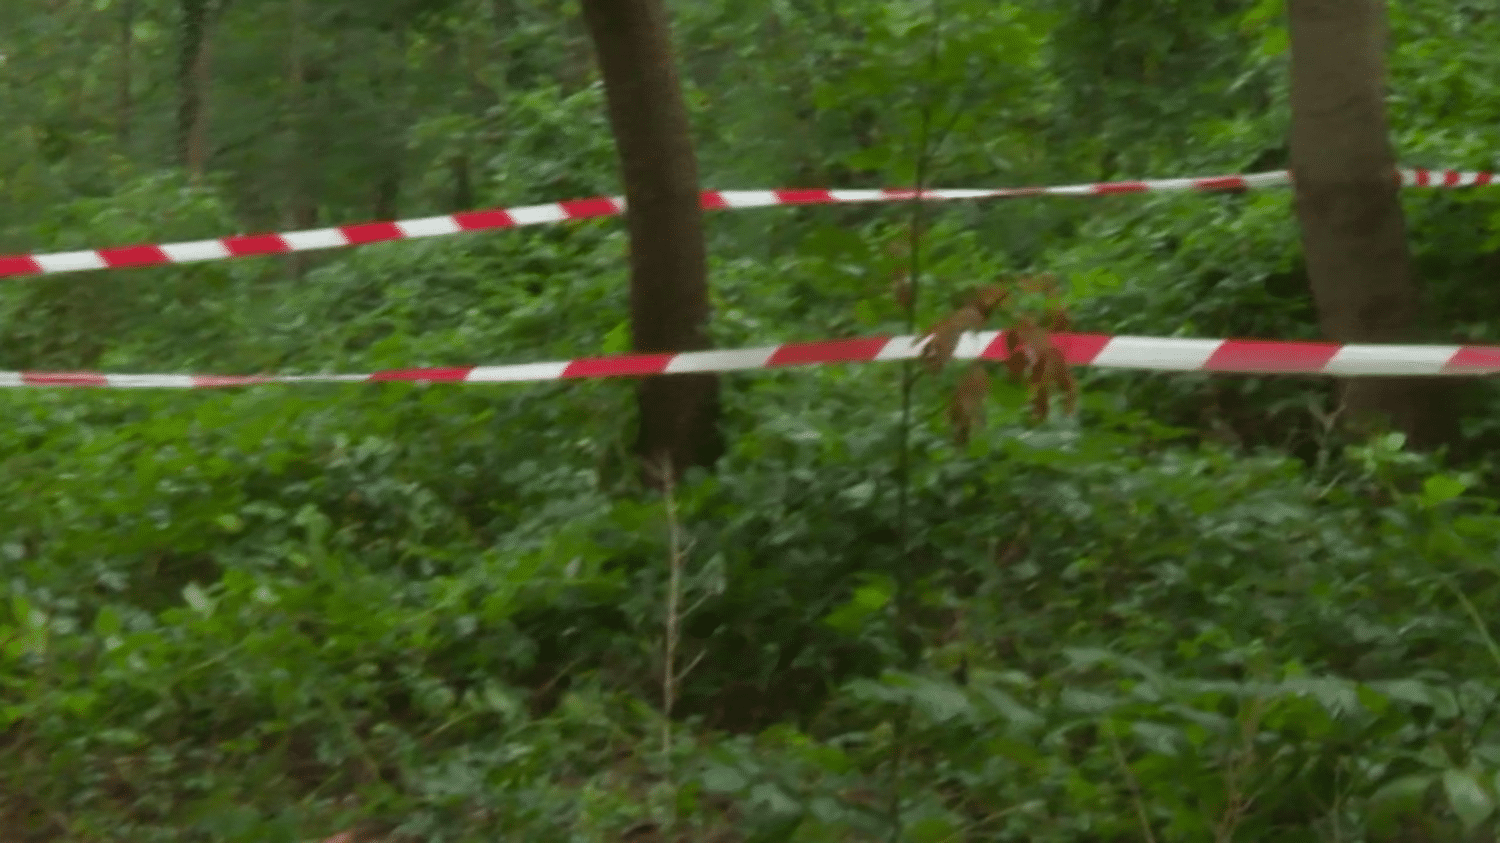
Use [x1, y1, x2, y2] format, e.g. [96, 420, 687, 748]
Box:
[2, 167, 1492, 279]
[10, 330, 1500, 389]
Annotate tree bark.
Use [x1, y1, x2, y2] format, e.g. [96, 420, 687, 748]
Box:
[449, 154, 473, 210]
[117, 0, 136, 144]
[579, 0, 723, 486]
[373, 168, 401, 220]
[1287, 0, 1454, 448]
[371, 29, 407, 221]
[176, 0, 224, 180]
[283, 0, 318, 278]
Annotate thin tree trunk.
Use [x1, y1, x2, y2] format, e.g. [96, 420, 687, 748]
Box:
[371, 29, 407, 220]
[450, 154, 474, 210]
[373, 169, 401, 220]
[1287, 0, 1454, 448]
[284, 0, 316, 277]
[448, 10, 493, 211]
[117, 0, 136, 144]
[176, 0, 222, 180]
[445, 30, 473, 211]
[579, 0, 723, 486]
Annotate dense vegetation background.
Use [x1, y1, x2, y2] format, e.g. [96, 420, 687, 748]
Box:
[6, 0, 1500, 840]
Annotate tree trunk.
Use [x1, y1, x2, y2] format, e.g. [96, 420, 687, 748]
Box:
[371, 29, 407, 221]
[373, 168, 401, 220]
[117, 0, 136, 144]
[176, 0, 223, 180]
[1287, 0, 1454, 449]
[450, 153, 473, 211]
[284, 0, 317, 278]
[445, 29, 477, 212]
[579, 0, 723, 486]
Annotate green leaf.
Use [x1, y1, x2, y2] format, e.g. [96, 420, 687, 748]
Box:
[974, 685, 1045, 732]
[1368, 772, 1435, 832]
[1420, 474, 1469, 507]
[479, 681, 521, 721]
[744, 813, 803, 843]
[1130, 721, 1186, 756]
[1366, 678, 1437, 708]
[601, 320, 630, 354]
[1254, 26, 1288, 59]
[182, 583, 215, 617]
[843, 677, 904, 707]
[851, 579, 893, 612]
[1442, 768, 1494, 831]
[905, 675, 973, 723]
[1060, 687, 1117, 716]
[748, 782, 800, 816]
[10, 594, 31, 627]
[700, 764, 748, 794]
[907, 814, 962, 843]
[821, 576, 893, 633]
[92, 606, 122, 637]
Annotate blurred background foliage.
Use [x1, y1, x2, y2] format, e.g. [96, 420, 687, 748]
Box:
[6, 0, 1500, 840]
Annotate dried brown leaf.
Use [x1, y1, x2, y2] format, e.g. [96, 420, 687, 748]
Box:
[972, 284, 1010, 316]
[1005, 351, 1028, 381]
[1045, 306, 1071, 332]
[1030, 380, 1050, 421]
[1012, 316, 1047, 349]
[891, 272, 913, 309]
[1061, 364, 1079, 415]
[1003, 330, 1028, 381]
[949, 365, 990, 444]
[1041, 347, 1066, 387]
[919, 304, 985, 373]
[1034, 347, 1079, 418]
[1018, 272, 1060, 297]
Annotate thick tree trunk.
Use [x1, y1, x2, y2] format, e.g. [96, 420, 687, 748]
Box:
[579, 0, 724, 486]
[1287, 0, 1454, 448]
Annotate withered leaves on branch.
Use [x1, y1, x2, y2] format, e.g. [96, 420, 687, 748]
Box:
[918, 277, 1079, 440]
[886, 232, 916, 310]
[918, 283, 1009, 374]
[1017, 272, 1061, 297]
[891, 271, 913, 310]
[919, 303, 986, 375]
[949, 366, 990, 445]
[1002, 315, 1078, 421]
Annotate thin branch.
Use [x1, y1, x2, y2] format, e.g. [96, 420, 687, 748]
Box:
[894, 0, 945, 663]
[1443, 575, 1500, 674]
[661, 455, 683, 757]
[685, 590, 715, 618]
[1215, 695, 1266, 843]
[891, 10, 946, 842]
[1107, 727, 1158, 843]
[675, 647, 708, 684]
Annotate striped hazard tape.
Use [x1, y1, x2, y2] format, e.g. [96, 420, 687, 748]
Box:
[1, 167, 1492, 279]
[8, 330, 1500, 389]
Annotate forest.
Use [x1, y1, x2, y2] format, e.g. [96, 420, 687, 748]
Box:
[6, 0, 1500, 840]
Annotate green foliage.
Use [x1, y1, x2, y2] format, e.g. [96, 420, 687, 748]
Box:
[6, 0, 1500, 841]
